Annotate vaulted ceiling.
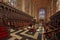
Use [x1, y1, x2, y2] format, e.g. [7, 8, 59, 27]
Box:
[32, 0, 49, 10]
[31, 0, 57, 22]
[31, 0, 51, 21]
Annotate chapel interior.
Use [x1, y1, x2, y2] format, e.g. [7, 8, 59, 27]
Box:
[0, 0, 60, 40]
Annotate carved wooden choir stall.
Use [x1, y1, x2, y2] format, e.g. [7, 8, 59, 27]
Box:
[44, 11, 60, 40]
[0, 2, 34, 39]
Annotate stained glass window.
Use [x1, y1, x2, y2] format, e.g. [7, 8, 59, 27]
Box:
[39, 9, 45, 19]
[8, 0, 16, 6]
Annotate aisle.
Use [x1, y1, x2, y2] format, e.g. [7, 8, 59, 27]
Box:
[8, 28, 41, 40]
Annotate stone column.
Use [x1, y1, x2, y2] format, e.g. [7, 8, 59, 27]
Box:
[56, 0, 60, 11]
[29, 0, 32, 16]
[22, 0, 25, 12]
[15, 0, 22, 10]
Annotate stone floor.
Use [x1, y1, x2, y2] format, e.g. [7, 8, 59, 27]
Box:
[8, 28, 42, 40]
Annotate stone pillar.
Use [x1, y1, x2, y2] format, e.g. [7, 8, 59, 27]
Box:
[56, 0, 60, 11]
[16, 0, 22, 10]
[22, 0, 25, 12]
[29, 0, 32, 16]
